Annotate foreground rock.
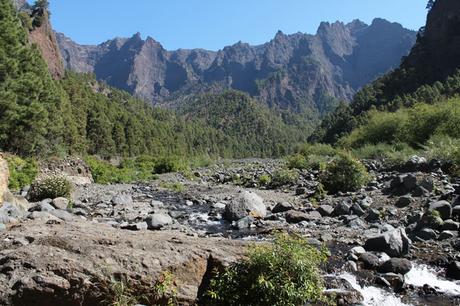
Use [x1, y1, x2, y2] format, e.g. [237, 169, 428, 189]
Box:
[0, 218, 246, 305]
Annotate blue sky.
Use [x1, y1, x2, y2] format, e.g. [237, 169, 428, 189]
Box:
[42, 0, 427, 51]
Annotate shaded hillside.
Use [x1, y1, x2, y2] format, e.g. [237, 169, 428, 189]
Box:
[312, 0, 460, 144]
[57, 19, 416, 118]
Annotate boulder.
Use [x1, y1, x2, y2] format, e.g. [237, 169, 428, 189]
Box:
[52, 197, 69, 210]
[272, 202, 293, 213]
[359, 252, 381, 270]
[145, 213, 173, 230]
[0, 203, 26, 224]
[365, 209, 381, 223]
[439, 230, 457, 240]
[402, 174, 417, 191]
[442, 220, 460, 231]
[379, 258, 412, 274]
[377, 273, 405, 292]
[285, 210, 321, 223]
[232, 216, 255, 229]
[333, 202, 350, 216]
[351, 203, 365, 216]
[395, 195, 413, 208]
[428, 200, 452, 220]
[415, 228, 438, 241]
[224, 191, 266, 221]
[0, 218, 246, 305]
[364, 228, 410, 257]
[412, 186, 430, 197]
[0, 155, 8, 203]
[111, 194, 133, 206]
[446, 261, 460, 280]
[317, 205, 334, 217]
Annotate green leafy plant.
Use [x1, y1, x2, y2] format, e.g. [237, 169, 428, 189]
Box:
[154, 271, 177, 306]
[5, 155, 38, 191]
[29, 176, 72, 201]
[105, 280, 138, 306]
[206, 233, 329, 306]
[320, 152, 370, 193]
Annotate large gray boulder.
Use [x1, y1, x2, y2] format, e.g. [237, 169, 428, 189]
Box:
[145, 213, 173, 230]
[364, 228, 411, 257]
[224, 191, 266, 221]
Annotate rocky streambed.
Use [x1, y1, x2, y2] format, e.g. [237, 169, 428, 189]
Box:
[1, 158, 460, 305]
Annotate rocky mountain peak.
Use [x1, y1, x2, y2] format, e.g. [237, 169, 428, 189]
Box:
[57, 18, 416, 117]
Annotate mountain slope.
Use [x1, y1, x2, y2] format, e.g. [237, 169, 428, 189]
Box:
[57, 19, 416, 118]
[312, 0, 460, 144]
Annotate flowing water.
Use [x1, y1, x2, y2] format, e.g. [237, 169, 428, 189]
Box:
[336, 265, 460, 306]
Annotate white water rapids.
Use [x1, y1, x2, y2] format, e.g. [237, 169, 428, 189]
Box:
[336, 265, 460, 306]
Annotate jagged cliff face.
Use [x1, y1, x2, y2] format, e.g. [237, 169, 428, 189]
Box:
[402, 0, 460, 83]
[14, 0, 64, 79]
[57, 19, 416, 113]
[28, 15, 65, 79]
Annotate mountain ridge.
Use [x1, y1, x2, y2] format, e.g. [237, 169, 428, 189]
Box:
[57, 18, 416, 119]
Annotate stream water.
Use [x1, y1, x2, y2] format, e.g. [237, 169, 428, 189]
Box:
[337, 265, 460, 306]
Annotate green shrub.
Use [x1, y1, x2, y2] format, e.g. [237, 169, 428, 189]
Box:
[258, 174, 272, 186]
[153, 156, 186, 174]
[29, 176, 72, 201]
[286, 154, 309, 170]
[206, 234, 329, 306]
[270, 169, 299, 188]
[5, 155, 38, 191]
[298, 143, 337, 157]
[85, 156, 159, 184]
[352, 143, 416, 167]
[320, 152, 370, 193]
